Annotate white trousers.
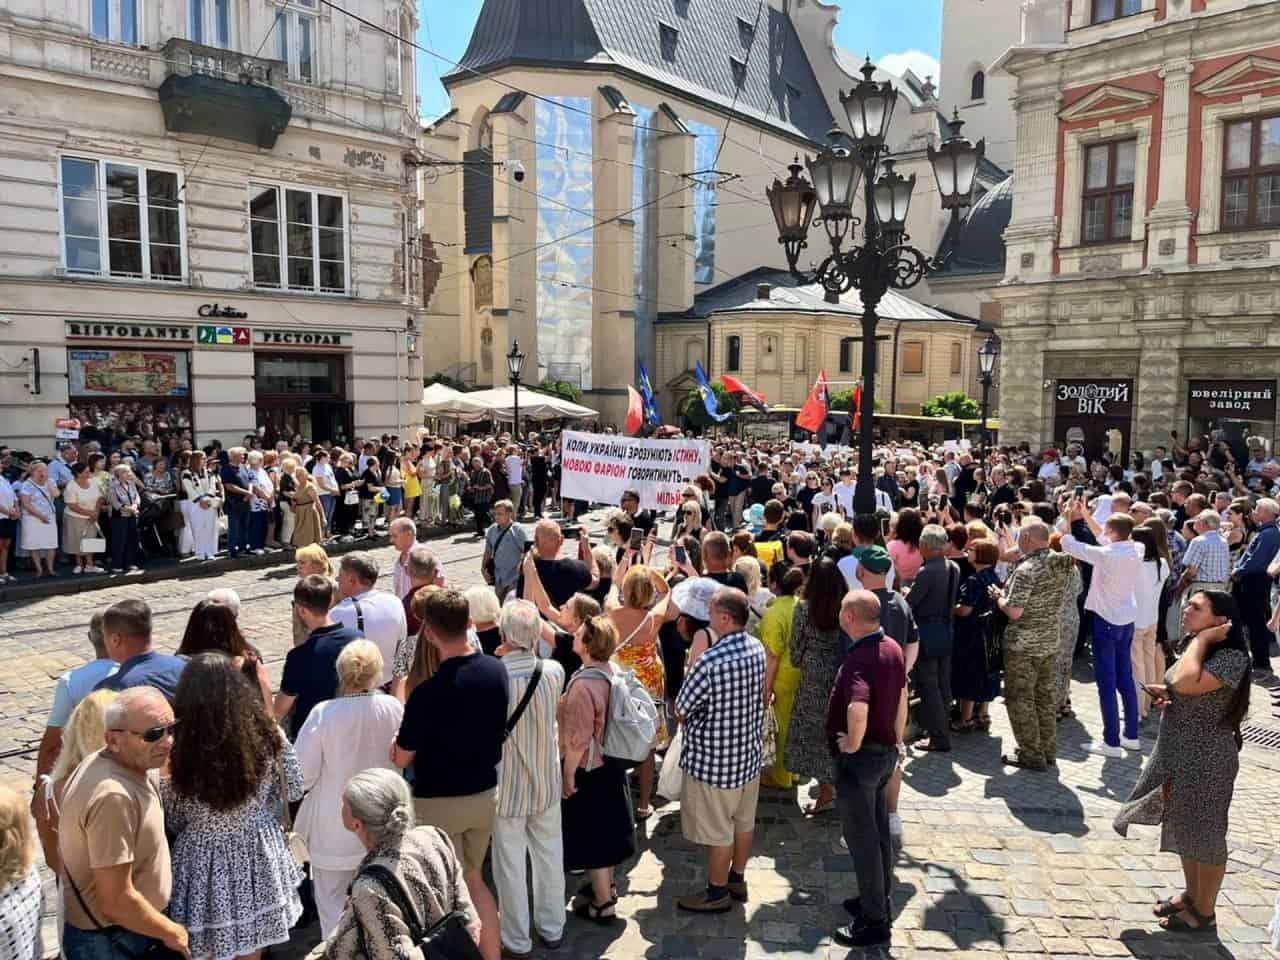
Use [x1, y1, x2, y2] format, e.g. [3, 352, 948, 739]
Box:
[177, 501, 194, 555]
[491, 804, 566, 954]
[312, 865, 358, 940]
[188, 502, 220, 559]
[279, 501, 296, 545]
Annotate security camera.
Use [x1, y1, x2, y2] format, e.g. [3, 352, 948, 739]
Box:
[511, 161, 526, 183]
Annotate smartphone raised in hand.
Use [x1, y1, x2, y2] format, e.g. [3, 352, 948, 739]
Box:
[629, 528, 644, 550]
[673, 544, 688, 565]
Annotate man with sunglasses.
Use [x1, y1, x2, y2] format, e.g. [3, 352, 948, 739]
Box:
[94, 599, 187, 702]
[59, 685, 188, 959]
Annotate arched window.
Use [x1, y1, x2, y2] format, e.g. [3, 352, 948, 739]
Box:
[970, 69, 985, 102]
[760, 334, 778, 371]
[726, 335, 741, 372]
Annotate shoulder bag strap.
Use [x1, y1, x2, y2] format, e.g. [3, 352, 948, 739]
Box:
[360, 863, 425, 943]
[490, 523, 511, 554]
[503, 660, 543, 741]
[353, 599, 365, 634]
[60, 807, 148, 960]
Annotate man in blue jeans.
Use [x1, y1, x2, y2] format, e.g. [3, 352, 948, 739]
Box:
[219, 446, 253, 558]
[1062, 495, 1145, 758]
[1230, 497, 1280, 675]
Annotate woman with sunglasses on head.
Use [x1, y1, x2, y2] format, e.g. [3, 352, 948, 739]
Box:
[1114, 590, 1251, 935]
[163, 653, 304, 960]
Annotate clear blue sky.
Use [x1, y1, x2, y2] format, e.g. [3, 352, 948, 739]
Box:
[415, 0, 944, 120]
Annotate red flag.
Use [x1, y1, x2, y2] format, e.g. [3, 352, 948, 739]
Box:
[720, 373, 768, 411]
[852, 384, 862, 431]
[624, 385, 644, 436]
[795, 370, 829, 433]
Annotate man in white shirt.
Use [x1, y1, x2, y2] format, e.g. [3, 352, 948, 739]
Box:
[388, 516, 418, 599]
[331, 551, 408, 694]
[1061, 500, 1145, 758]
[504, 446, 524, 518]
[311, 450, 339, 534]
[832, 469, 857, 517]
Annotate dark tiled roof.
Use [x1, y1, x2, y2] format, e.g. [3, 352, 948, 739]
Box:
[491, 91, 526, 114]
[445, 0, 835, 143]
[657, 266, 966, 323]
[933, 175, 1012, 277]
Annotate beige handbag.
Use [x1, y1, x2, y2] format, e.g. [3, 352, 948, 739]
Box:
[276, 752, 309, 865]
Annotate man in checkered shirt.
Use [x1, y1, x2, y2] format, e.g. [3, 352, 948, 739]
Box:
[673, 587, 766, 914]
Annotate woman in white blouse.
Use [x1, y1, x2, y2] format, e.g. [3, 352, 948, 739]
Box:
[62, 462, 105, 574]
[294, 640, 403, 937]
[181, 450, 222, 561]
[18, 461, 58, 577]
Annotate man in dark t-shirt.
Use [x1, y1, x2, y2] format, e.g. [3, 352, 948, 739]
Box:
[274, 576, 359, 738]
[392, 589, 507, 956]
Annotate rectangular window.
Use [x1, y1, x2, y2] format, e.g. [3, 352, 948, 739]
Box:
[189, 0, 231, 47]
[60, 157, 183, 281]
[902, 342, 925, 375]
[838, 337, 853, 373]
[1081, 139, 1136, 244]
[91, 0, 139, 42]
[794, 336, 807, 372]
[726, 335, 741, 372]
[1091, 0, 1142, 23]
[276, 5, 316, 82]
[1222, 115, 1280, 230]
[950, 342, 962, 375]
[249, 183, 347, 293]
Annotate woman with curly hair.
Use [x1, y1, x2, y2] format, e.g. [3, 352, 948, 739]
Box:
[163, 653, 305, 960]
[176, 600, 272, 710]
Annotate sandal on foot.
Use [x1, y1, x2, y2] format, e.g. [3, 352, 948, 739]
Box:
[949, 719, 976, 733]
[974, 716, 992, 731]
[572, 897, 618, 923]
[572, 882, 617, 909]
[1159, 909, 1213, 934]
[1153, 892, 1191, 918]
[634, 806, 653, 821]
[805, 798, 835, 816]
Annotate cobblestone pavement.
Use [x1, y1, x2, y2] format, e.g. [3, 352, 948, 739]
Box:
[3, 515, 1279, 959]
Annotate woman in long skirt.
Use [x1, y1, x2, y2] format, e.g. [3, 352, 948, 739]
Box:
[182, 451, 222, 561]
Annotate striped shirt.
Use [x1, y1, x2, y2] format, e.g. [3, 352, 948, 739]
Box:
[1182, 530, 1230, 584]
[497, 651, 564, 819]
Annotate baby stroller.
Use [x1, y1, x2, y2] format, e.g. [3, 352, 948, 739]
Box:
[138, 493, 180, 560]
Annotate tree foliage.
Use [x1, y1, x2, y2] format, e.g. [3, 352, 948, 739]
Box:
[828, 388, 882, 414]
[534, 379, 582, 403]
[424, 372, 470, 392]
[921, 391, 981, 419]
[681, 383, 738, 431]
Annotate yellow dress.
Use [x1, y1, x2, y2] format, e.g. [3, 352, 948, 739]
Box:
[758, 594, 799, 787]
[403, 460, 422, 500]
[611, 611, 669, 750]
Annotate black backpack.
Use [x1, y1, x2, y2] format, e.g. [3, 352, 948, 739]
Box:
[355, 862, 483, 960]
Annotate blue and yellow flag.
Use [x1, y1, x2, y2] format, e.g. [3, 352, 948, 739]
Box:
[694, 361, 732, 422]
[637, 361, 661, 426]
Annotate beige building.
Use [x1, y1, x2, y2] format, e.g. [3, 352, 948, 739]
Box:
[417, 0, 1000, 427]
[654, 268, 997, 422]
[0, 0, 422, 454]
[991, 0, 1280, 461]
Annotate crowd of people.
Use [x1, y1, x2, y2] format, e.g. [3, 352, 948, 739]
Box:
[0, 424, 1272, 958]
[0, 433, 563, 581]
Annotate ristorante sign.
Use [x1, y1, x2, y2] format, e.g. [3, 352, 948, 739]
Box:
[65, 321, 193, 342]
[1053, 379, 1134, 417]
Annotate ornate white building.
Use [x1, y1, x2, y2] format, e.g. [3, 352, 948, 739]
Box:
[0, 0, 422, 453]
[991, 0, 1280, 460]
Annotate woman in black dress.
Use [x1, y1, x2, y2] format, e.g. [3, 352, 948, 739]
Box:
[332, 453, 360, 538]
[467, 458, 494, 536]
[950, 538, 1002, 733]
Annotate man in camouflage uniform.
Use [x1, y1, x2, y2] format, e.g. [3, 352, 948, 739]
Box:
[989, 520, 1076, 770]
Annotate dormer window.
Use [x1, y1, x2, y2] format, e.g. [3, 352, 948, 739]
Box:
[730, 56, 747, 88]
[659, 22, 678, 61]
[737, 16, 754, 46]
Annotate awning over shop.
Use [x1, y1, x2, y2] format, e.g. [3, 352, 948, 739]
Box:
[421, 383, 598, 422]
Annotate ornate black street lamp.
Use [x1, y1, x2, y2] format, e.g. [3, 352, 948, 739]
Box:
[977, 333, 998, 460]
[507, 339, 526, 438]
[767, 59, 984, 513]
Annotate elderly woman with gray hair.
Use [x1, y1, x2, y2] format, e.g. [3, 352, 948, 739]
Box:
[906, 523, 962, 753]
[296, 641, 405, 937]
[322, 768, 479, 960]
[106, 462, 143, 573]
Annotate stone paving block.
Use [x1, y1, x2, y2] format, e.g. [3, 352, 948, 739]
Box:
[997, 932, 1044, 952]
[1224, 926, 1271, 944]
[911, 930, 962, 950]
[1084, 937, 1133, 956]
[1041, 936, 1089, 954]
[1010, 899, 1051, 918]
[973, 849, 1012, 866]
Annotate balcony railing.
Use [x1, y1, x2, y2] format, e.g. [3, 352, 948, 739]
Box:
[159, 37, 293, 149]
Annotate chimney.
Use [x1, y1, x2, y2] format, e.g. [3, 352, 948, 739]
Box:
[756, 282, 772, 301]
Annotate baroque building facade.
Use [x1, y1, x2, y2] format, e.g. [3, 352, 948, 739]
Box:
[991, 0, 1280, 460]
[0, 0, 422, 452]
[418, 0, 1004, 426]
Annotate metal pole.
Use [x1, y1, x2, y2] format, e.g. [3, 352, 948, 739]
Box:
[512, 374, 520, 440]
[980, 375, 991, 463]
[853, 145, 884, 517]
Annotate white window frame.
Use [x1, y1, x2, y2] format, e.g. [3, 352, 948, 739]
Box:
[275, 1, 319, 83]
[57, 154, 187, 283]
[248, 181, 351, 296]
[188, 0, 234, 49]
[90, 0, 142, 44]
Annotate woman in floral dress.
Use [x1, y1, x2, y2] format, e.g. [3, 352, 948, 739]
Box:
[163, 653, 304, 960]
[605, 562, 670, 819]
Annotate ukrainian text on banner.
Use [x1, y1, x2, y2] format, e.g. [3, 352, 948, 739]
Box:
[560, 431, 710, 510]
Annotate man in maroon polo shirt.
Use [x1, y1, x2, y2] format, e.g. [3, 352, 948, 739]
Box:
[827, 589, 907, 949]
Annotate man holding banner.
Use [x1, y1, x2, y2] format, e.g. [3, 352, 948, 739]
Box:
[558, 431, 711, 513]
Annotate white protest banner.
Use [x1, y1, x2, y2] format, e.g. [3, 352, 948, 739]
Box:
[560, 431, 710, 510]
[792, 441, 855, 461]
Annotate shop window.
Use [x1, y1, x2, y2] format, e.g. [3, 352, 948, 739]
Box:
[254, 353, 344, 395]
[1222, 115, 1280, 230]
[950, 342, 962, 374]
[250, 183, 347, 293]
[794, 335, 807, 372]
[189, 0, 231, 47]
[726, 335, 741, 372]
[60, 157, 183, 280]
[1081, 139, 1136, 244]
[1091, 0, 1141, 22]
[274, 0, 316, 82]
[970, 70, 985, 102]
[902, 341, 925, 375]
[760, 334, 778, 371]
[91, 0, 138, 42]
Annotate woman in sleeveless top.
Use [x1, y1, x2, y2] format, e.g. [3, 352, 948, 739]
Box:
[605, 563, 671, 819]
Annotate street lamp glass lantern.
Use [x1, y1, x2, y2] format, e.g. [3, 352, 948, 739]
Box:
[766, 160, 817, 238]
[840, 57, 898, 149]
[871, 159, 915, 235]
[506, 340, 526, 381]
[806, 144, 861, 225]
[978, 334, 998, 377]
[928, 109, 985, 209]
